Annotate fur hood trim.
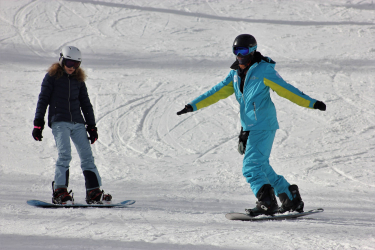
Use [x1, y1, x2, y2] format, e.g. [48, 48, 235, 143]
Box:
[47, 63, 86, 82]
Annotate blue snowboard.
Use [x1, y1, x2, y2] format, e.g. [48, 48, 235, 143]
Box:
[226, 208, 324, 221]
[27, 199, 135, 208]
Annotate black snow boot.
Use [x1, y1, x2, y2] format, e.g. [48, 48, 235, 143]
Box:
[245, 184, 279, 216]
[86, 188, 112, 204]
[278, 184, 304, 213]
[52, 181, 73, 204]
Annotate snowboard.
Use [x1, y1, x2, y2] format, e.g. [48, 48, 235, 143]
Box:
[225, 208, 324, 221]
[27, 199, 136, 208]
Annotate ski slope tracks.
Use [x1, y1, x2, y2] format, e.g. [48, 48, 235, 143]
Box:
[0, 0, 374, 249]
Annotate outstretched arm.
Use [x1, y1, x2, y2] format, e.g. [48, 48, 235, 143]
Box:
[177, 71, 235, 115]
[263, 65, 326, 111]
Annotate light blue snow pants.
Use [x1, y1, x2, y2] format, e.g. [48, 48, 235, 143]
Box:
[52, 121, 102, 190]
[242, 130, 293, 200]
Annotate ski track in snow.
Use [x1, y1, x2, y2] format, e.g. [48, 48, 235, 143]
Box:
[1, 0, 375, 249]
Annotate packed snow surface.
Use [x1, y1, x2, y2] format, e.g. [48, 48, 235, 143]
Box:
[1, 0, 375, 249]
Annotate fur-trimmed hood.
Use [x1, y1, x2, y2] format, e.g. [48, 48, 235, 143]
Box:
[47, 63, 86, 82]
[35, 64, 95, 128]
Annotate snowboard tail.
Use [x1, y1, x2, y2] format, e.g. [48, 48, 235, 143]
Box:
[226, 208, 324, 221]
[27, 199, 135, 208]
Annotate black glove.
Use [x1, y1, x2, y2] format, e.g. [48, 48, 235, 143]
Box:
[86, 125, 98, 144]
[237, 127, 249, 155]
[177, 104, 193, 115]
[32, 119, 45, 141]
[314, 101, 326, 111]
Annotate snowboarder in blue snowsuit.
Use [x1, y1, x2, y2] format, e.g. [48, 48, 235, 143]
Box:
[177, 34, 326, 216]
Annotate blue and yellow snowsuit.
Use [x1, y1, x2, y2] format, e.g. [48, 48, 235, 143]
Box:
[189, 57, 317, 199]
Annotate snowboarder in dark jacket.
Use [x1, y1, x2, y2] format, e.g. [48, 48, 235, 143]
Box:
[177, 34, 326, 216]
[32, 46, 112, 205]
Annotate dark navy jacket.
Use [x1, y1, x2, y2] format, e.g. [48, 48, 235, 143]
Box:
[34, 72, 95, 128]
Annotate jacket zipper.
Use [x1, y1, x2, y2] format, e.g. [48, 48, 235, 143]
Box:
[253, 102, 257, 120]
[237, 76, 246, 105]
[237, 68, 258, 126]
[68, 76, 72, 122]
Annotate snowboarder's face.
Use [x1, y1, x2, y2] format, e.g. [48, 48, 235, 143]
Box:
[237, 53, 253, 68]
[63, 59, 80, 75]
[233, 46, 255, 67]
[64, 65, 75, 75]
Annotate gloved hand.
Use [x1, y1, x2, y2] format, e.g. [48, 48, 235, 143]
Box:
[32, 119, 45, 141]
[237, 127, 249, 155]
[86, 125, 98, 144]
[314, 101, 326, 111]
[177, 104, 193, 115]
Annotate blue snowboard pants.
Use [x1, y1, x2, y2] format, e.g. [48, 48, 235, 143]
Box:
[242, 130, 293, 200]
[52, 121, 102, 190]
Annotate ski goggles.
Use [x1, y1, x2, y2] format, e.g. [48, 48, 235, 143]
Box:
[64, 59, 81, 69]
[233, 46, 257, 56]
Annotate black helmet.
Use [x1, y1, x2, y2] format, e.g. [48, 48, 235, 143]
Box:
[233, 34, 257, 48]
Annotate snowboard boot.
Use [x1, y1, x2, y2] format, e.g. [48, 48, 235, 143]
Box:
[245, 184, 279, 216]
[52, 181, 73, 204]
[278, 184, 304, 213]
[86, 188, 112, 204]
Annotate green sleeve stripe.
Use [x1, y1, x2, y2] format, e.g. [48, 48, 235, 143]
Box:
[264, 78, 312, 108]
[196, 82, 234, 110]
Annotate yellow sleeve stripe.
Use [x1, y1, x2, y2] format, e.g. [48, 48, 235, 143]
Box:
[196, 82, 234, 110]
[264, 78, 312, 108]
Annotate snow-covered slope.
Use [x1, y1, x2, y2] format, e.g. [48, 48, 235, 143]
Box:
[1, 0, 374, 249]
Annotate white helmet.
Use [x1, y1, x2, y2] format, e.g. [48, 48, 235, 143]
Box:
[59, 46, 82, 66]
